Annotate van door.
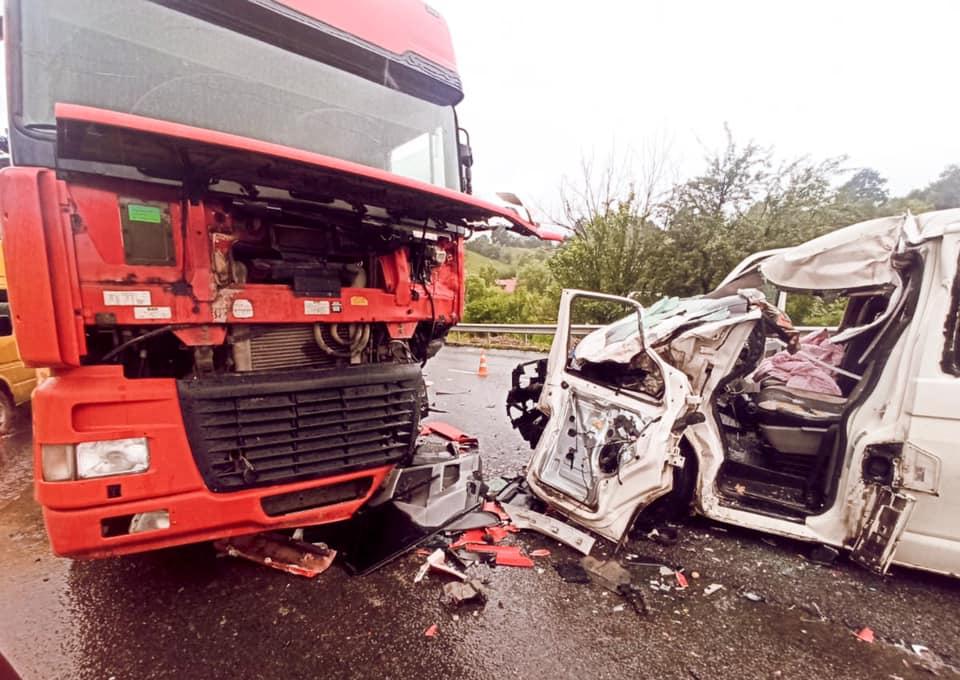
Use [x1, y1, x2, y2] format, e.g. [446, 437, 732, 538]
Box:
[525, 290, 692, 542]
[881, 236, 960, 575]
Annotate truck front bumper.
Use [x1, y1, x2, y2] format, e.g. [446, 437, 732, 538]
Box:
[32, 365, 410, 558]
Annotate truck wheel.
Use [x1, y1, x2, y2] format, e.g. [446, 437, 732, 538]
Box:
[0, 391, 15, 435]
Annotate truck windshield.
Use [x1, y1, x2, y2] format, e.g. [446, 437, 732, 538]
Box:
[18, 0, 460, 190]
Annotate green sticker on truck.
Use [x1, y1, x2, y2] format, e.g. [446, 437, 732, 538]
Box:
[127, 204, 163, 224]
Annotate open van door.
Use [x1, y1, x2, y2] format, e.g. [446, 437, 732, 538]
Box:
[525, 290, 693, 542]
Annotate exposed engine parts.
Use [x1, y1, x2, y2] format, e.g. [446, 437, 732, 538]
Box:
[85, 192, 459, 380]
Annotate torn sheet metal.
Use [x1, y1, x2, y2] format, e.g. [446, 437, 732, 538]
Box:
[214, 533, 336, 578]
[572, 293, 753, 366]
[759, 214, 904, 292]
[504, 506, 596, 556]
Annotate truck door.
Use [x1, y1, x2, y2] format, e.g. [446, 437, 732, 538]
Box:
[525, 290, 692, 542]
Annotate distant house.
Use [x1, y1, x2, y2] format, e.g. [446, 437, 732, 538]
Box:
[495, 278, 518, 294]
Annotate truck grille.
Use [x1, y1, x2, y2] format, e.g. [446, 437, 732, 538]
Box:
[178, 364, 422, 492]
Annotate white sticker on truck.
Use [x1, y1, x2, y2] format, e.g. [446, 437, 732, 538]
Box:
[103, 290, 151, 306]
[232, 299, 254, 319]
[133, 306, 172, 320]
[304, 300, 331, 315]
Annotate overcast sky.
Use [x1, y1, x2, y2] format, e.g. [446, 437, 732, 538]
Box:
[430, 0, 960, 214]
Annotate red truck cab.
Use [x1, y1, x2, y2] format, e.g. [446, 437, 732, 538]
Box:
[1, 0, 545, 558]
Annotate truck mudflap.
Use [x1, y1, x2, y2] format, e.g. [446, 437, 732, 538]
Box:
[850, 485, 917, 574]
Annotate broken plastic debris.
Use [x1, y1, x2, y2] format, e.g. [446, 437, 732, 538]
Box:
[855, 627, 875, 643]
[450, 529, 488, 549]
[530, 549, 551, 558]
[442, 580, 486, 606]
[419, 548, 468, 582]
[420, 421, 478, 447]
[659, 565, 675, 576]
[675, 572, 689, 589]
[424, 624, 439, 638]
[484, 525, 512, 544]
[612, 604, 625, 612]
[582, 556, 632, 593]
[504, 506, 596, 555]
[465, 544, 534, 568]
[482, 500, 512, 522]
[703, 583, 724, 596]
[213, 532, 336, 578]
[742, 591, 763, 602]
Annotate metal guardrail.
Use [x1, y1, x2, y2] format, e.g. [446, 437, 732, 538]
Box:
[452, 323, 601, 337]
[450, 322, 829, 337]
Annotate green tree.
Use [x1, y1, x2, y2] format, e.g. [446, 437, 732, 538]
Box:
[915, 164, 960, 209]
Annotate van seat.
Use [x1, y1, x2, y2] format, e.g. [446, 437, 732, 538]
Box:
[754, 384, 846, 455]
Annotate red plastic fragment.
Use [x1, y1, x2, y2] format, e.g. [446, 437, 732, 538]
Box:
[450, 529, 488, 549]
[485, 525, 511, 543]
[855, 627, 875, 643]
[675, 571, 689, 589]
[420, 421, 478, 446]
[530, 549, 551, 558]
[424, 624, 438, 638]
[482, 501, 511, 522]
[462, 543, 534, 568]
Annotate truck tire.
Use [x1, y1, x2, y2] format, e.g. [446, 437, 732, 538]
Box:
[0, 390, 15, 435]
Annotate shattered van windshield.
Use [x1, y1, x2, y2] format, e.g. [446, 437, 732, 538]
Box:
[18, 0, 460, 189]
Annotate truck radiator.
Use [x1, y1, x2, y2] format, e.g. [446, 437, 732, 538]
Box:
[178, 363, 422, 492]
[233, 324, 342, 372]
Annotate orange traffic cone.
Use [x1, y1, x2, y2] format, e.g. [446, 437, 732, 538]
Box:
[477, 350, 489, 377]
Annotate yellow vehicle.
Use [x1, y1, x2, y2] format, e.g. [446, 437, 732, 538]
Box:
[0, 245, 38, 433]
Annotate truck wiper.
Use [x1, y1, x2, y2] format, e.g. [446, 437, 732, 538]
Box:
[24, 123, 57, 131]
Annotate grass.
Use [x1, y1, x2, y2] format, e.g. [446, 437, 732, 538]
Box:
[465, 250, 516, 277]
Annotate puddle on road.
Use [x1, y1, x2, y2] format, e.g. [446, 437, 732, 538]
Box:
[0, 428, 34, 507]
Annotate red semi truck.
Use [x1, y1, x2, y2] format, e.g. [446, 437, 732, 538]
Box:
[1, 0, 548, 558]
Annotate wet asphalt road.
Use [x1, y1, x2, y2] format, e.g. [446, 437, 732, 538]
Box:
[1, 346, 959, 679]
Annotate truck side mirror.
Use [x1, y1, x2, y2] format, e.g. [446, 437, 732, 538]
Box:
[457, 127, 473, 194]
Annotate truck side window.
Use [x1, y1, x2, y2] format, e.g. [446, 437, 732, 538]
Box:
[0, 304, 11, 337]
[943, 252, 960, 376]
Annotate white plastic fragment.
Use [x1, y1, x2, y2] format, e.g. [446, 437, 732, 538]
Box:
[704, 583, 724, 596]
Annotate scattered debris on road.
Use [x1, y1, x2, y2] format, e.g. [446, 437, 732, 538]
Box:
[442, 580, 487, 607]
[503, 506, 595, 555]
[214, 533, 336, 578]
[582, 556, 631, 592]
[554, 562, 590, 583]
[419, 421, 479, 447]
[703, 583, 725, 597]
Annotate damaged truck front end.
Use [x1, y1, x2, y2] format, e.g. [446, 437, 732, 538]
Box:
[510, 210, 960, 577]
[3, 0, 552, 558]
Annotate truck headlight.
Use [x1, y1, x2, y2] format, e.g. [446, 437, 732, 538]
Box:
[41, 444, 76, 481]
[76, 438, 150, 479]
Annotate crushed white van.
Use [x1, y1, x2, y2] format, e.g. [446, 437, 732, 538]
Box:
[508, 209, 960, 576]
